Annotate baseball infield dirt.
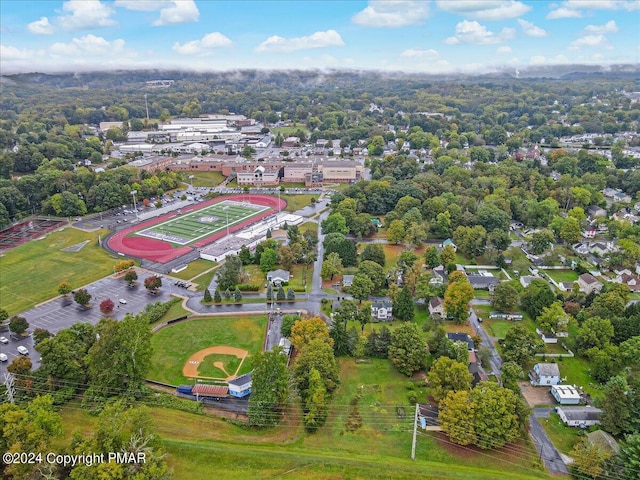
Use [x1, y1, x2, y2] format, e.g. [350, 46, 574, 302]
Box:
[182, 346, 249, 380]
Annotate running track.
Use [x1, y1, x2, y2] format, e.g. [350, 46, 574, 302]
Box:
[106, 195, 286, 263]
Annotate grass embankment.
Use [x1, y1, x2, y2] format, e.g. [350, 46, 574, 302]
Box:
[280, 194, 316, 212]
[147, 316, 266, 385]
[170, 259, 217, 281]
[0, 227, 120, 315]
[187, 171, 226, 187]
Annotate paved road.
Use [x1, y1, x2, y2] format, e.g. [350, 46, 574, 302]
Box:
[468, 308, 502, 377]
[529, 416, 570, 475]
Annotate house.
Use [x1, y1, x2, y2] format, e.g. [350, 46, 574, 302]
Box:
[615, 272, 640, 292]
[277, 338, 292, 357]
[266, 269, 290, 286]
[556, 406, 602, 428]
[520, 275, 537, 288]
[466, 271, 499, 291]
[429, 265, 447, 285]
[573, 242, 589, 255]
[441, 238, 457, 252]
[228, 372, 252, 398]
[446, 333, 474, 351]
[577, 273, 603, 294]
[550, 385, 581, 405]
[428, 297, 444, 317]
[529, 363, 560, 386]
[342, 275, 354, 288]
[587, 205, 607, 218]
[371, 299, 393, 322]
[582, 228, 597, 239]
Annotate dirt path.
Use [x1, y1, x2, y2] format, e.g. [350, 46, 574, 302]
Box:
[182, 345, 249, 380]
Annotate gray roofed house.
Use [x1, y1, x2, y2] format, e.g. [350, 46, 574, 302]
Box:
[266, 269, 290, 286]
[342, 275, 354, 287]
[371, 299, 393, 322]
[556, 406, 602, 427]
[577, 273, 603, 294]
[530, 363, 561, 386]
[228, 372, 252, 398]
[428, 297, 444, 316]
[466, 272, 499, 291]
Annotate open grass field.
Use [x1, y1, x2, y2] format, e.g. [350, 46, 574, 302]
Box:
[136, 200, 269, 245]
[170, 259, 217, 280]
[280, 194, 316, 212]
[187, 171, 226, 187]
[538, 413, 579, 455]
[545, 270, 579, 283]
[148, 316, 266, 386]
[0, 227, 120, 315]
[484, 320, 513, 339]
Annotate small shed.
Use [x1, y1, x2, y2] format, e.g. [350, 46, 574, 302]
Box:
[191, 384, 228, 399]
[228, 372, 252, 398]
[550, 385, 581, 405]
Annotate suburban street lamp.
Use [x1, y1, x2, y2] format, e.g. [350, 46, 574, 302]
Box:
[188, 175, 194, 191]
[131, 190, 139, 221]
[223, 205, 230, 238]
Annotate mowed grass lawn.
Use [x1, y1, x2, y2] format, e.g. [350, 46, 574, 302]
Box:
[170, 259, 217, 281]
[148, 316, 266, 385]
[188, 171, 226, 187]
[545, 270, 579, 283]
[280, 194, 316, 212]
[0, 227, 120, 315]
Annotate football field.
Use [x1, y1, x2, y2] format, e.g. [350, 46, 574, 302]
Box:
[135, 200, 270, 245]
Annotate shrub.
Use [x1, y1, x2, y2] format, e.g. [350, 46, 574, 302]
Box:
[236, 283, 261, 291]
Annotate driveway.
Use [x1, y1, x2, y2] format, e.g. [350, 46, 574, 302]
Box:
[529, 416, 570, 475]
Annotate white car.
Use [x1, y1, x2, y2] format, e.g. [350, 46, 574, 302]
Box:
[0, 336, 8, 344]
[17, 346, 28, 355]
[119, 298, 127, 304]
[0, 353, 7, 362]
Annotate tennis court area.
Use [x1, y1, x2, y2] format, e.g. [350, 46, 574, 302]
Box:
[135, 200, 269, 245]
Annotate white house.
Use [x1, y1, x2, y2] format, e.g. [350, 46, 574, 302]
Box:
[428, 297, 444, 317]
[266, 269, 290, 286]
[228, 372, 252, 398]
[556, 406, 602, 428]
[529, 363, 560, 386]
[551, 385, 581, 405]
[371, 300, 393, 322]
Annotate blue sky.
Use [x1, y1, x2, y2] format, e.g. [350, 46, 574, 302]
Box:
[1, 1, 638, 74]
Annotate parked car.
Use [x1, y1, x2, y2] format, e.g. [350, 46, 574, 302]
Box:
[0, 353, 7, 362]
[119, 298, 127, 304]
[0, 336, 8, 344]
[17, 346, 28, 355]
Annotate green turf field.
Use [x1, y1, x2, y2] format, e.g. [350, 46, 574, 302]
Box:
[136, 200, 269, 245]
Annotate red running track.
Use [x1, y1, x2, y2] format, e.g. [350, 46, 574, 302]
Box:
[106, 195, 287, 263]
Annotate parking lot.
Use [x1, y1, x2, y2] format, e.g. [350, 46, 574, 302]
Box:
[0, 271, 188, 376]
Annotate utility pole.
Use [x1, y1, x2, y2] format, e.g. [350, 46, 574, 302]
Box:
[144, 94, 149, 121]
[411, 403, 419, 460]
[3, 373, 15, 404]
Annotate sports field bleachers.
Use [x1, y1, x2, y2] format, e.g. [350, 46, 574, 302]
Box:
[136, 200, 269, 245]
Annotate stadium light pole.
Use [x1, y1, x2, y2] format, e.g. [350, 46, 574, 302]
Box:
[188, 175, 194, 191]
[223, 205, 230, 238]
[131, 190, 139, 222]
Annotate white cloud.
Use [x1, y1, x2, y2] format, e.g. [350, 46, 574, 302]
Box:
[569, 34, 611, 50]
[497, 45, 512, 54]
[114, 0, 171, 11]
[445, 20, 514, 45]
[256, 30, 345, 53]
[50, 34, 134, 57]
[153, 0, 199, 26]
[28, 17, 55, 35]
[517, 19, 547, 37]
[57, 0, 116, 30]
[401, 48, 439, 59]
[173, 32, 233, 55]
[0, 44, 35, 60]
[585, 20, 618, 34]
[546, 7, 582, 19]
[530, 55, 547, 64]
[436, 1, 530, 20]
[352, 1, 429, 27]
[547, 1, 638, 19]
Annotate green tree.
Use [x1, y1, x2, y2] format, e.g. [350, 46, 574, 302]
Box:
[570, 437, 612, 479]
[536, 301, 568, 336]
[73, 288, 92, 307]
[387, 219, 406, 244]
[320, 252, 343, 280]
[500, 361, 523, 392]
[444, 277, 474, 324]
[143, 275, 162, 292]
[388, 323, 428, 376]
[203, 288, 212, 302]
[438, 390, 476, 446]
[520, 278, 555, 320]
[393, 285, 414, 321]
[281, 314, 299, 337]
[248, 348, 289, 427]
[58, 281, 72, 296]
[429, 356, 472, 401]
[8, 315, 28, 335]
[294, 338, 340, 399]
[492, 282, 519, 312]
[619, 434, 640, 479]
[347, 272, 373, 302]
[286, 287, 295, 300]
[291, 317, 332, 351]
[276, 286, 286, 301]
[560, 216, 581, 244]
[217, 255, 243, 290]
[86, 314, 152, 395]
[361, 243, 386, 267]
[322, 212, 349, 235]
[260, 247, 278, 273]
[358, 260, 386, 291]
[214, 288, 222, 303]
[32, 327, 52, 345]
[234, 287, 243, 302]
[599, 374, 639, 436]
[303, 368, 328, 431]
[529, 229, 555, 255]
[124, 269, 138, 284]
[501, 324, 544, 367]
[439, 244, 456, 267]
[424, 246, 440, 268]
[576, 317, 614, 354]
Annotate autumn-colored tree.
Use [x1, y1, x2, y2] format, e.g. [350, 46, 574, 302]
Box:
[144, 275, 162, 292]
[290, 317, 333, 350]
[100, 298, 115, 314]
[429, 357, 472, 401]
[444, 277, 474, 324]
[124, 269, 138, 284]
[439, 244, 456, 267]
[58, 281, 72, 296]
[114, 259, 135, 272]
